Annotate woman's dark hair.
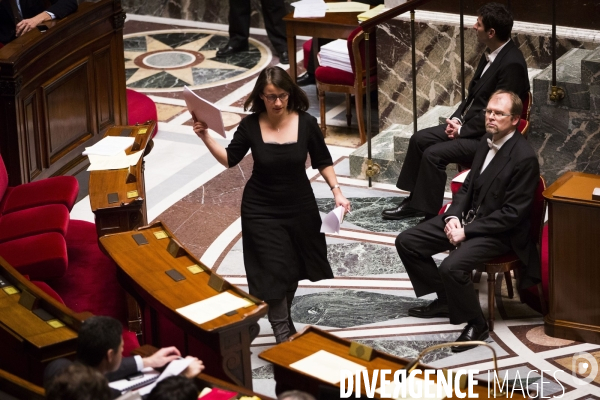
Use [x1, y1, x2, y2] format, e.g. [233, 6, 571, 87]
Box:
[46, 364, 111, 400]
[244, 66, 309, 113]
[477, 2, 513, 42]
[148, 376, 198, 400]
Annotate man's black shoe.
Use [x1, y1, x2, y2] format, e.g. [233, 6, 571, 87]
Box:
[216, 43, 249, 57]
[451, 322, 489, 353]
[382, 204, 425, 220]
[408, 299, 450, 319]
[279, 51, 289, 64]
[296, 73, 315, 86]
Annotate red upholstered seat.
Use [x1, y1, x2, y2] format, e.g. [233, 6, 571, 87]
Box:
[303, 39, 312, 70]
[49, 220, 129, 325]
[315, 26, 377, 144]
[127, 89, 158, 137]
[0, 233, 68, 280]
[0, 153, 78, 215]
[122, 328, 141, 357]
[0, 204, 70, 243]
[32, 281, 66, 305]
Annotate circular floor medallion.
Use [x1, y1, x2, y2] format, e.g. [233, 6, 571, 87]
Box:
[123, 29, 271, 92]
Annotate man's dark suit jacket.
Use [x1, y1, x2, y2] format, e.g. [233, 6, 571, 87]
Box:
[445, 131, 540, 289]
[451, 40, 530, 139]
[44, 357, 138, 399]
[0, 0, 77, 44]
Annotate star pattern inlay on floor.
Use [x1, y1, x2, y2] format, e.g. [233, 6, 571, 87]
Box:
[123, 29, 271, 91]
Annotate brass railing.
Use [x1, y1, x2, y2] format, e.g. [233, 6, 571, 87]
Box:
[357, 0, 563, 186]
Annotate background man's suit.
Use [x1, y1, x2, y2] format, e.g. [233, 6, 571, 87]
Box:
[395, 131, 540, 324]
[226, 0, 287, 56]
[396, 40, 530, 216]
[0, 0, 77, 44]
[44, 357, 138, 398]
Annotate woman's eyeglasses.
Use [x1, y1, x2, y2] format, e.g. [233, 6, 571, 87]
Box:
[262, 93, 289, 103]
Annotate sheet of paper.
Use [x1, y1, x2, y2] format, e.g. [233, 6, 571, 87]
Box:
[83, 136, 135, 156]
[176, 291, 253, 325]
[182, 86, 226, 137]
[326, 2, 370, 12]
[291, 0, 324, 6]
[320, 206, 345, 234]
[87, 151, 144, 171]
[294, 3, 327, 18]
[357, 4, 386, 21]
[138, 358, 193, 396]
[376, 376, 445, 400]
[290, 350, 366, 385]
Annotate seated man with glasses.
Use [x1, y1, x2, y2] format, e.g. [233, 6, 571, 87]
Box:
[395, 90, 540, 351]
[382, 2, 529, 221]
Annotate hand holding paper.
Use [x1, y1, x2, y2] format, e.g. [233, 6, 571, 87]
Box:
[320, 206, 346, 234]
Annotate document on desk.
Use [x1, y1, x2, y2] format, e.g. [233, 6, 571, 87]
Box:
[290, 350, 366, 384]
[182, 86, 226, 137]
[83, 136, 135, 156]
[326, 2, 370, 12]
[87, 151, 144, 171]
[176, 291, 253, 325]
[292, 0, 326, 18]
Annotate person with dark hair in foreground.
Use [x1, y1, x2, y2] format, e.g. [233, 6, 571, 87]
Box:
[193, 66, 350, 343]
[279, 390, 317, 400]
[44, 316, 204, 398]
[382, 2, 529, 221]
[148, 376, 198, 400]
[46, 363, 112, 400]
[0, 0, 78, 44]
[396, 91, 540, 352]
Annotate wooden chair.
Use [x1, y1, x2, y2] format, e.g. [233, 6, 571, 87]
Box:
[478, 176, 547, 331]
[315, 26, 377, 144]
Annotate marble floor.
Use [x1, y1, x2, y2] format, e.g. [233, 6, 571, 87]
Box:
[71, 13, 600, 400]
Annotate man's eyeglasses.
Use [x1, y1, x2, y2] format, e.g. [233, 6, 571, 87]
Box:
[262, 93, 289, 103]
[482, 109, 513, 118]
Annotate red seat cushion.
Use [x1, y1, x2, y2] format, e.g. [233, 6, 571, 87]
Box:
[1, 176, 79, 215]
[31, 281, 66, 305]
[0, 233, 68, 280]
[122, 329, 140, 357]
[0, 204, 70, 243]
[315, 65, 378, 87]
[127, 89, 158, 136]
[303, 39, 312, 70]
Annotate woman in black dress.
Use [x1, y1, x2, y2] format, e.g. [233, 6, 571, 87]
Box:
[193, 66, 350, 343]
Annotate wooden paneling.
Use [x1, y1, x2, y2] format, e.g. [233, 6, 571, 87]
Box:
[44, 61, 93, 163]
[0, 0, 127, 185]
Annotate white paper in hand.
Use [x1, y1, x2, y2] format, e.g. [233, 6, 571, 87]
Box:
[320, 206, 345, 234]
[182, 86, 226, 137]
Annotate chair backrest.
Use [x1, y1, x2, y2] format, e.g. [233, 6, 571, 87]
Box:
[0, 153, 8, 202]
[529, 176, 546, 246]
[518, 91, 532, 137]
[348, 26, 377, 78]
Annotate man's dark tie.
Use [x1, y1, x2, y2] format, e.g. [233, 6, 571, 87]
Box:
[8, 0, 23, 24]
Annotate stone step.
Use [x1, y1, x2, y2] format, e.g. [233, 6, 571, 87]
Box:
[533, 48, 593, 110]
[393, 105, 457, 161]
[582, 46, 600, 86]
[349, 123, 407, 184]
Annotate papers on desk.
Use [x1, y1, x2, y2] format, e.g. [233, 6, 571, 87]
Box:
[109, 358, 194, 396]
[319, 39, 352, 73]
[320, 206, 345, 234]
[326, 2, 370, 13]
[176, 291, 253, 325]
[357, 4, 387, 21]
[109, 368, 159, 394]
[292, 0, 327, 18]
[137, 358, 193, 396]
[83, 136, 135, 156]
[182, 86, 226, 138]
[289, 350, 366, 385]
[86, 151, 144, 171]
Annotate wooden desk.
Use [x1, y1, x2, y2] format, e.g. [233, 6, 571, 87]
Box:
[0, 257, 90, 386]
[99, 222, 268, 390]
[0, 0, 127, 186]
[260, 327, 528, 399]
[133, 345, 275, 400]
[284, 9, 363, 81]
[0, 369, 44, 400]
[89, 121, 156, 239]
[543, 172, 600, 344]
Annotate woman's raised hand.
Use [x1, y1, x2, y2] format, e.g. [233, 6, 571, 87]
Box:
[193, 121, 209, 138]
